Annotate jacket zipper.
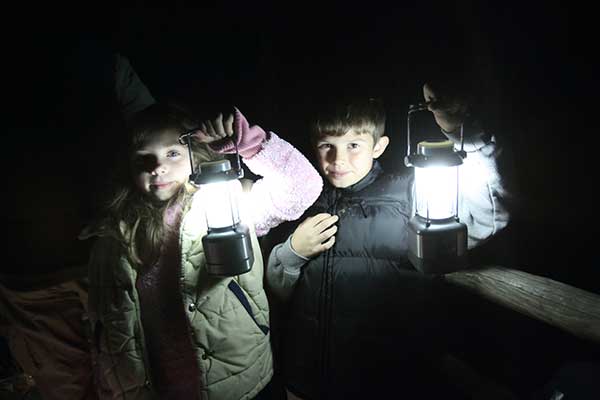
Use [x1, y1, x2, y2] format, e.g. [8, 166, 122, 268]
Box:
[130, 271, 155, 393]
[316, 193, 409, 396]
[319, 188, 340, 397]
[129, 209, 193, 395]
[177, 212, 208, 394]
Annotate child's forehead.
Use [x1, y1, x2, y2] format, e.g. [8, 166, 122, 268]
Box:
[317, 129, 373, 142]
[135, 129, 183, 151]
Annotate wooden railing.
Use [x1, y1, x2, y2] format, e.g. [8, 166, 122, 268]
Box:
[443, 266, 600, 344]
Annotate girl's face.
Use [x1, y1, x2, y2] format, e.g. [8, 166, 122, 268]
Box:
[131, 129, 191, 202]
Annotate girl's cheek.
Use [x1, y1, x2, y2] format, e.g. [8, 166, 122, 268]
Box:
[133, 174, 148, 193]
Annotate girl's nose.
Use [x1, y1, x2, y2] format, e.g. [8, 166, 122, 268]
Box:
[151, 164, 166, 175]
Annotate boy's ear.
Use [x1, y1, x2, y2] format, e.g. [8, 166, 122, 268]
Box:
[372, 136, 389, 159]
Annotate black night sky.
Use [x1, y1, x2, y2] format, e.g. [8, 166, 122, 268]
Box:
[1, 1, 599, 397]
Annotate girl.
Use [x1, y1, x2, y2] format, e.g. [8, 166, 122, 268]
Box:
[85, 102, 322, 399]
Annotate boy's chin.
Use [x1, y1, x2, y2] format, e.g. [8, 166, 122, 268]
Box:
[327, 177, 359, 189]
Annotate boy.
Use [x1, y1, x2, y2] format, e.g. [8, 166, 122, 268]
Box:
[267, 87, 510, 399]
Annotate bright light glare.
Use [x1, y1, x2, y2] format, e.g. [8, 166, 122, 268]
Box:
[198, 180, 242, 229]
[415, 166, 458, 219]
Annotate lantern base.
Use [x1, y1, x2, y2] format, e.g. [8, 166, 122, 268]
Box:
[408, 215, 468, 274]
[203, 224, 254, 276]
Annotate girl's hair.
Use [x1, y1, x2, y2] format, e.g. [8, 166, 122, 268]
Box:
[101, 102, 220, 267]
[311, 97, 386, 144]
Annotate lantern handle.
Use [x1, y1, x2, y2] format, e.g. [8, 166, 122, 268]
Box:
[405, 102, 466, 166]
[405, 103, 428, 166]
[457, 123, 466, 159]
[179, 128, 199, 176]
[230, 133, 244, 179]
[178, 128, 245, 179]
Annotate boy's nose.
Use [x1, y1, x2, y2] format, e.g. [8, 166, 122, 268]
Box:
[332, 150, 347, 164]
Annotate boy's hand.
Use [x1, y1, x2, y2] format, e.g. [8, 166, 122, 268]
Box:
[423, 82, 468, 133]
[193, 113, 235, 143]
[291, 213, 339, 258]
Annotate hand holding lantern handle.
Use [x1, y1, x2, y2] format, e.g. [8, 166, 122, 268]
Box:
[187, 110, 255, 179]
[195, 112, 236, 143]
[406, 84, 467, 166]
[176, 111, 236, 145]
[422, 82, 469, 134]
[194, 108, 267, 160]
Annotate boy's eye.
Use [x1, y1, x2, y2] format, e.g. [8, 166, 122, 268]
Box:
[348, 143, 360, 149]
[167, 150, 181, 158]
[317, 143, 332, 150]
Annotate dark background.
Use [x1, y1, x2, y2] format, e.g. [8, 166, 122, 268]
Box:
[2, 1, 599, 397]
[5, 1, 597, 287]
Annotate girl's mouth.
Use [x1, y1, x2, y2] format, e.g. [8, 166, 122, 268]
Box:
[151, 181, 173, 190]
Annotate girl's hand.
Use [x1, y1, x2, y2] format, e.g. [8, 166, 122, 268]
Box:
[291, 213, 339, 258]
[193, 113, 235, 143]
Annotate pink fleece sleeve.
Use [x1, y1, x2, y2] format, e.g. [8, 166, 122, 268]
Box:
[242, 132, 323, 237]
[207, 109, 322, 236]
[208, 108, 266, 158]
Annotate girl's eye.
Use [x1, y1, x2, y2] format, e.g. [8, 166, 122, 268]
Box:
[131, 154, 156, 172]
[167, 150, 181, 158]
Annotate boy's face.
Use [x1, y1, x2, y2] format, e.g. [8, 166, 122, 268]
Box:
[316, 130, 389, 188]
[131, 129, 191, 202]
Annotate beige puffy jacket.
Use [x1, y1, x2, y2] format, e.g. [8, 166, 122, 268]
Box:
[88, 206, 273, 400]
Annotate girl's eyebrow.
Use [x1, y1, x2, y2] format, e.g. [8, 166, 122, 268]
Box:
[135, 142, 184, 152]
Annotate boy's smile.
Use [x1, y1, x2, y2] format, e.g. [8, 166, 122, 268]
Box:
[316, 130, 389, 188]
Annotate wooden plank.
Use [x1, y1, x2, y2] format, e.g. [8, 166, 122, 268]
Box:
[444, 267, 600, 343]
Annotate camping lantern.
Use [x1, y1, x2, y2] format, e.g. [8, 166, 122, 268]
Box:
[179, 130, 254, 276]
[404, 103, 468, 274]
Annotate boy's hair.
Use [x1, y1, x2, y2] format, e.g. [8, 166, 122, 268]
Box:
[102, 101, 220, 266]
[311, 97, 386, 144]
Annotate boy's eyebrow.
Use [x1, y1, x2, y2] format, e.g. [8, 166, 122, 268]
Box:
[317, 137, 370, 143]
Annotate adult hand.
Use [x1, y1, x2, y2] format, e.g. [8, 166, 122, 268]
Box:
[193, 113, 235, 143]
[423, 82, 469, 133]
[291, 213, 339, 258]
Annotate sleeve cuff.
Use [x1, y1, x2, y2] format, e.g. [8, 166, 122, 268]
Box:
[276, 236, 309, 275]
[443, 128, 493, 153]
[288, 236, 310, 261]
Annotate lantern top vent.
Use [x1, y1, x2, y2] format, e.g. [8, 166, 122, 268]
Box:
[405, 140, 464, 168]
[191, 159, 241, 186]
[417, 140, 454, 156]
